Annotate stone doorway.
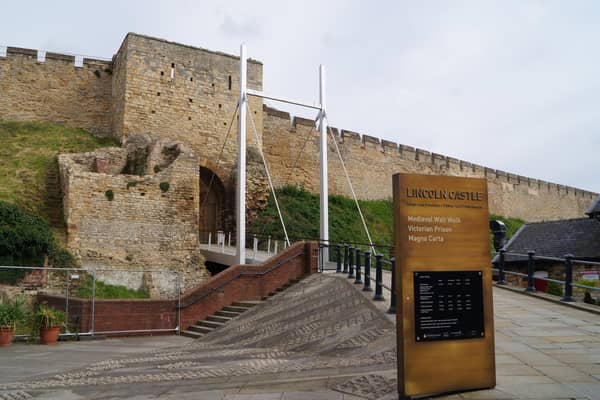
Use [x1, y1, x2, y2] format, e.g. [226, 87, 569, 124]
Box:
[199, 167, 226, 243]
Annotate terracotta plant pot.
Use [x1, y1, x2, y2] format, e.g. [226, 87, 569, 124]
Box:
[39, 326, 61, 345]
[0, 327, 15, 347]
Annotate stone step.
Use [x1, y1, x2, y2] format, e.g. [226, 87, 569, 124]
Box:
[215, 310, 241, 318]
[198, 320, 224, 329]
[231, 301, 262, 308]
[188, 324, 214, 334]
[222, 305, 248, 313]
[180, 330, 203, 339]
[207, 315, 232, 323]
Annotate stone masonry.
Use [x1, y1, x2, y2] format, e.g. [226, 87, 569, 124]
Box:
[0, 47, 112, 137]
[58, 135, 209, 295]
[262, 106, 596, 222]
[0, 30, 597, 277]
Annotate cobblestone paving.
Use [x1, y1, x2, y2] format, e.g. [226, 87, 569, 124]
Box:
[2, 273, 599, 399]
[333, 374, 397, 399]
[0, 275, 397, 398]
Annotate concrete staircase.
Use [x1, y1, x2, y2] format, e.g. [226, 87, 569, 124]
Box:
[181, 279, 301, 339]
[181, 301, 263, 339]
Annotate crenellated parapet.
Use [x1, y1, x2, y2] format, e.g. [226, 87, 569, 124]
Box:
[0, 45, 113, 137]
[262, 105, 597, 221]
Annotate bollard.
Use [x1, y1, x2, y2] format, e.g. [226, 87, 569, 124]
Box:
[348, 246, 355, 279]
[336, 244, 342, 273]
[274, 240, 278, 254]
[267, 236, 272, 256]
[387, 257, 396, 313]
[354, 248, 363, 284]
[497, 249, 506, 285]
[562, 254, 574, 302]
[526, 250, 536, 292]
[208, 232, 212, 250]
[363, 251, 372, 291]
[343, 244, 349, 274]
[228, 232, 231, 247]
[374, 253, 385, 301]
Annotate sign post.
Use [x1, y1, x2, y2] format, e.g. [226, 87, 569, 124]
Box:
[393, 173, 495, 399]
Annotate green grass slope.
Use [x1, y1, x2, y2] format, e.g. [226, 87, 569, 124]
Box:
[250, 186, 525, 253]
[0, 121, 117, 231]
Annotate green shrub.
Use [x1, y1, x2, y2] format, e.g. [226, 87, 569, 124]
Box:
[76, 276, 149, 299]
[576, 279, 598, 288]
[49, 247, 78, 269]
[0, 201, 53, 284]
[547, 281, 563, 297]
[159, 182, 170, 193]
[31, 304, 67, 332]
[105, 190, 114, 201]
[126, 180, 138, 189]
[0, 296, 28, 330]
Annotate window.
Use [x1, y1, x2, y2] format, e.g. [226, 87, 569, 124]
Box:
[228, 75, 232, 90]
[170, 63, 175, 79]
[74, 55, 83, 68]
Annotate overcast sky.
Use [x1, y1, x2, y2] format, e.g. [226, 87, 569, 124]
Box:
[1, 0, 599, 192]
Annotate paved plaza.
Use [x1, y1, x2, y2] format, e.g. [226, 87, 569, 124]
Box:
[0, 273, 599, 399]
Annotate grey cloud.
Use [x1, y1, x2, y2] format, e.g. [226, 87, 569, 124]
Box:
[219, 16, 261, 38]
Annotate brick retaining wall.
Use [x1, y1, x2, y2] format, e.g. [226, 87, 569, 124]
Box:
[38, 241, 319, 335]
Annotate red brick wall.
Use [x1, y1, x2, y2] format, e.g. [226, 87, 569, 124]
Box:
[38, 241, 318, 335]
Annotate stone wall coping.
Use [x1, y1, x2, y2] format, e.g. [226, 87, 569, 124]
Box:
[292, 116, 315, 128]
[381, 139, 398, 149]
[126, 32, 263, 65]
[263, 105, 291, 120]
[399, 144, 415, 153]
[362, 135, 380, 145]
[5, 46, 112, 66]
[7, 46, 37, 57]
[341, 130, 361, 141]
[262, 105, 598, 197]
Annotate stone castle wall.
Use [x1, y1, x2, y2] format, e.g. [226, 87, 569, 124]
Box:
[262, 106, 596, 222]
[115, 34, 264, 185]
[1, 33, 596, 229]
[58, 137, 208, 295]
[0, 47, 113, 137]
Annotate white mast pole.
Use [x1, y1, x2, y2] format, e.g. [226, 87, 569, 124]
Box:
[236, 44, 247, 265]
[319, 65, 329, 261]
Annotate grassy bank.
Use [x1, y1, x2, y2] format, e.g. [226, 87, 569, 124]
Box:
[0, 120, 117, 232]
[250, 186, 525, 252]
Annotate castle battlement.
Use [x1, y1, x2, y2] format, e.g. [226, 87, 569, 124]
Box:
[261, 104, 596, 206]
[0, 34, 596, 223]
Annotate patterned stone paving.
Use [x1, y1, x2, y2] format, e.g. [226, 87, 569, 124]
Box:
[1, 273, 600, 399]
[0, 275, 396, 396]
[333, 374, 397, 399]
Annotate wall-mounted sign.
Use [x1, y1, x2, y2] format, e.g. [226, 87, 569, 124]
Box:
[393, 173, 495, 398]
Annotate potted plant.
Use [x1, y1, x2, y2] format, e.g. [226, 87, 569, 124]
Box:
[0, 296, 27, 347]
[31, 304, 66, 345]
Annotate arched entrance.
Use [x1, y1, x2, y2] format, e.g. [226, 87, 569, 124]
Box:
[199, 167, 226, 242]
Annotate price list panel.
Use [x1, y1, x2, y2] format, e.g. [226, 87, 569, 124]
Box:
[414, 271, 484, 342]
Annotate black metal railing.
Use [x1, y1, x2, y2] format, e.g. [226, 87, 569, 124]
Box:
[318, 241, 398, 314]
[494, 249, 600, 303]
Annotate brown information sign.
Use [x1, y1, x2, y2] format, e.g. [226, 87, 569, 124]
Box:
[393, 173, 495, 399]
